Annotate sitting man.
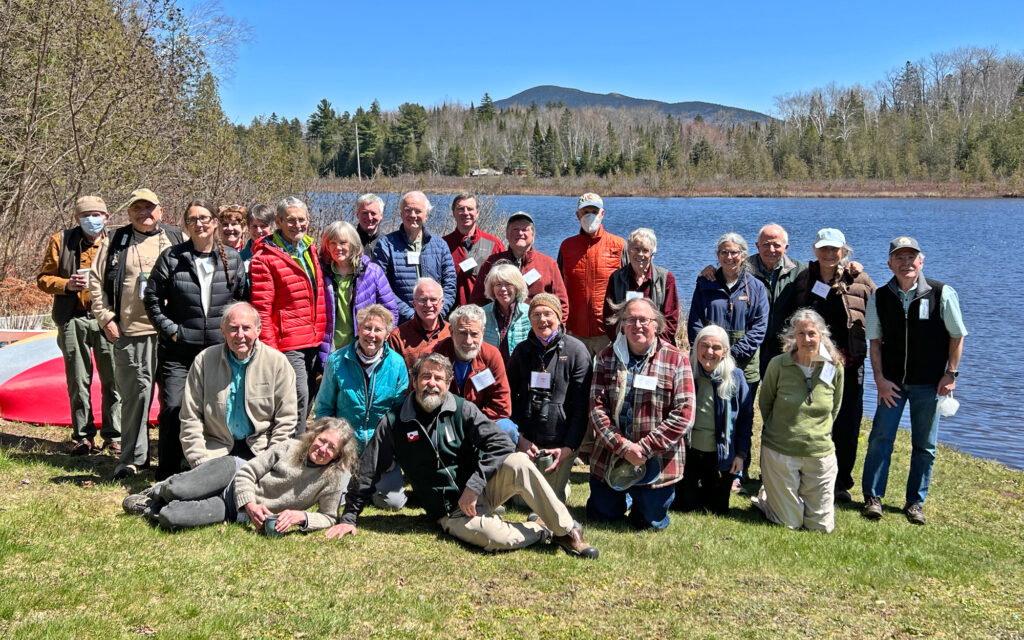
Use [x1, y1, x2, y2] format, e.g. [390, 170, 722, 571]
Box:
[179, 301, 298, 468]
[387, 277, 451, 370]
[431, 304, 518, 444]
[327, 353, 598, 559]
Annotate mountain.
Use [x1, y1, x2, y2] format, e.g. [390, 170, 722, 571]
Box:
[493, 85, 771, 125]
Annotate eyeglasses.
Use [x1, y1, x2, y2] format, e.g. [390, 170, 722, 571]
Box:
[415, 296, 442, 305]
[185, 214, 214, 226]
[718, 250, 742, 258]
[282, 217, 307, 226]
[624, 317, 655, 327]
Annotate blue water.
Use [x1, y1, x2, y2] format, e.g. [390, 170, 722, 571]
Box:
[319, 194, 1022, 470]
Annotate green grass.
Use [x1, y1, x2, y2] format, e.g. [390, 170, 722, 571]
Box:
[0, 421, 1022, 640]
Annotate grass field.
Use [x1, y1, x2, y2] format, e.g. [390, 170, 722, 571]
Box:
[0, 419, 1021, 639]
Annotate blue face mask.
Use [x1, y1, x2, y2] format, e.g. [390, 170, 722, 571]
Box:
[80, 215, 105, 236]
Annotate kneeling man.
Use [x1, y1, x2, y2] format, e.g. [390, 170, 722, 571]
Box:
[179, 302, 298, 467]
[327, 353, 597, 558]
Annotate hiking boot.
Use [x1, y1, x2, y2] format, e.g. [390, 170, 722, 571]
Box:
[862, 496, 883, 520]
[904, 503, 926, 525]
[113, 464, 138, 480]
[551, 526, 598, 559]
[834, 490, 852, 504]
[69, 438, 94, 456]
[102, 440, 122, 456]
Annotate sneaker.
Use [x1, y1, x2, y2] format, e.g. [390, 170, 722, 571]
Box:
[69, 438, 94, 456]
[862, 496, 883, 520]
[731, 478, 749, 496]
[112, 464, 138, 480]
[904, 503, 926, 525]
[835, 490, 852, 504]
[551, 526, 599, 560]
[122, 493, 158, 517]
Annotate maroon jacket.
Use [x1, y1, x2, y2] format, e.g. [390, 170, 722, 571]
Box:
[471, 247, 570, 322]
[387, 318, 451, 370]
[431, 338, 511, 421]
[444, 228, 505, 307]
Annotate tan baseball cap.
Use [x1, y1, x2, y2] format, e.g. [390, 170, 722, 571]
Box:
[126, 188, 160, 207]
[576, 192, 603, 212]
[73, 196, 107, 215]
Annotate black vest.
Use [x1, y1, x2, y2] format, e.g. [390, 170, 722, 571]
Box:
[51, 227, 95, 324]
[606, 264, 670, 310]
[102, 223, 183, 322]
[875, 278, 950, 386]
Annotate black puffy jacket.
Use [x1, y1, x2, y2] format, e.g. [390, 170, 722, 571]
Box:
[144, 241, 247, 348]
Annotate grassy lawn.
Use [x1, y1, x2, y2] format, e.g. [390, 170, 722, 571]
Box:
[0, 419, 1021, 639]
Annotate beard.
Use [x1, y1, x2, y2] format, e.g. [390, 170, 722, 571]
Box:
[417, 389, 444, 412]
[454, 345, 480, 362]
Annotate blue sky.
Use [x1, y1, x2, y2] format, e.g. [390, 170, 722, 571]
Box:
[205, 0, 1024, 125]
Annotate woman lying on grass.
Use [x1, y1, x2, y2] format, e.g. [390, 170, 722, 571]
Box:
[122, 417, 357, 534]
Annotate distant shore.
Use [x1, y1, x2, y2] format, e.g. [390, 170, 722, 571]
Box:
[313, 176, 1021, 199]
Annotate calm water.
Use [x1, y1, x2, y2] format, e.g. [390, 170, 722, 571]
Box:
[328, 194, 1022, 470]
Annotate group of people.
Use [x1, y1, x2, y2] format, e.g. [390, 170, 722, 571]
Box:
[34, 187, 966, 559]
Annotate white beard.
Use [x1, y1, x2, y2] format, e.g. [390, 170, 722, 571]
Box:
[417, 390, 444, 412]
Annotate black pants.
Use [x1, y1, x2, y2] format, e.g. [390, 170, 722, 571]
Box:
[673, 447, 736, 515]
[154, 455, 242, 530]
[155, 342, 205, 481]
[284, 346, 320, 435]
[832, 360, 864, 493]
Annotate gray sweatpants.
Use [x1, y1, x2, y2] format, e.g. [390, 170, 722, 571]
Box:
[113, 334, 157, 467]
[57, 315, 120, 442]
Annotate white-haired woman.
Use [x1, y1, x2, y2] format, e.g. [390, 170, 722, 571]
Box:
[481, 261, 532, 366]
[673, 325, 753, 515]
[123, 417, 357, 534]
[753, 308, 845, 533]
[603, 228, 680, 343]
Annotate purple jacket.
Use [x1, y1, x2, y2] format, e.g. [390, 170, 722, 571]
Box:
[319, 254, 399, 366]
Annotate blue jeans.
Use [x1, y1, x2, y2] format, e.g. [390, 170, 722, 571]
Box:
[862, 384, 939, 506]
[586, 475, 675, 530]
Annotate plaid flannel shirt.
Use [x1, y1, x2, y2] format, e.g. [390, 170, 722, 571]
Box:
[588, 336, 696, 488]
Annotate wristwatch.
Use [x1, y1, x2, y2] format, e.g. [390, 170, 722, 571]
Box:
[945, 369, 959, 379]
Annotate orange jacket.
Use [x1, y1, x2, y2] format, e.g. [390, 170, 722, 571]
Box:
[557, 226, 625, 337]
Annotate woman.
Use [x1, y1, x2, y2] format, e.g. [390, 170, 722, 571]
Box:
[122, 417, 357, 534]
[792, 228, 875, 504]
[507, 293, 592, 502]
[673, 325, 753, 514]
[145, 200, 246, 481]
[603, 228, 680, 343]
[481, 262, 532, 366]
[240, 203, 274, 262]
[313, 304, 408, 510]
[217, 203, 247, 252]
[319, 221, 399, 365]
[753, 309, 845, 533]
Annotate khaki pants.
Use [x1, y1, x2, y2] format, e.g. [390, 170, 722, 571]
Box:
[57, 315, 120, 442]
[754, 445, 837, 533]
[114, 334, 158, 467]
[438, 452, 576, 552]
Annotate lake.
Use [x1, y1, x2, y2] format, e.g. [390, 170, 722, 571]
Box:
[321, 193, 1020, 470]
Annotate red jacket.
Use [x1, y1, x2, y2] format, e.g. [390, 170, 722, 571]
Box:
[387, 318, 451, 370]
[471, 247, 570, 322]
[431, 338, 511, 421]
[444, 228, 505, 307]
[249, 235, 327, 351]
[558, 226, 625, 337]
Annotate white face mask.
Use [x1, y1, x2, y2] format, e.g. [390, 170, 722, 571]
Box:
[580, 212, 602, 234]
[80, 215, 105, 236]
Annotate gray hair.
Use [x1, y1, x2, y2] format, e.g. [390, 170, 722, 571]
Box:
[449, 304, 486, 330]
[412, 277, 441, 298]
[690, 324, 737, 400]
[758, 223, 789, 245]
[247, 203, 275, 226]
[220, 301, 261, 331]
[628, 228, 658, 254]
[716, 231, 749, 268]
[611, 297, 667, 336]
[355, 193, 384, 212]
[276, 196, 308, 219]
[355, 303, 395, 334]
[399, 190, 433, 214]
[779, 308, 843, 363]
[294, 417, 358, 475]
[411, 352, 453, 383]
[320, 220, 363, 270]
[484, 262, 527, 303]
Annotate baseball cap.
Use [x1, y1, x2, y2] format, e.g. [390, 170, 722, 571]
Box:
[888, 236, 921, 255]
[126, 188, 160, 207]
[507, 211, 534, 226]
[73, 196, 107, 215]
[813, 228, 846, 249]
[576, 192, 603, 212]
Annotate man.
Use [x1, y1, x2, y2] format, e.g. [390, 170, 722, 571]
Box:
[37, 196, 121, 455]
[373, 191, 456, 323]
[327, 353, 597, 559]
[745, 223, 806, 376]
[179, 302, 297, 468]
[443, 192, 505, 306]
[557, 193, 625, 357]
[90, 188, 183, 478]
[471, 212, 569, 320]
[387, 278, 451, 370]
[431, 304, 517, 442]
[355, 193, 385, 257]
[249, 196, 327, 435]
[861, 236, 966, 525]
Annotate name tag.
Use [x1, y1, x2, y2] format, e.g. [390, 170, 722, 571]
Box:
[530, 371, 551, 389]
[406, 251, 420, 265]
[819, 362, 837, 385]
[470, 368, 495, 391]
[918, 299, 930, 320]
[523, 268, 541, 285]
[459, 257, 478, 272]
[633, 374, 658, 390]
[625, 291, 642, 301]
[812, 280, 831, 298]
[817, 342, 833, 362]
